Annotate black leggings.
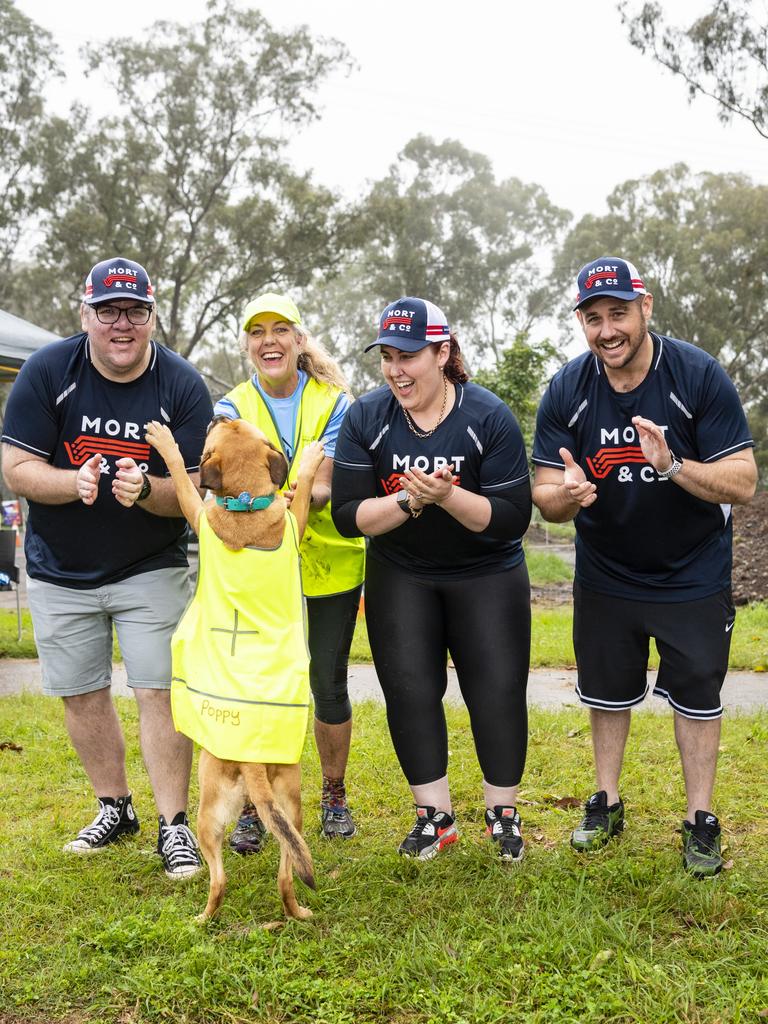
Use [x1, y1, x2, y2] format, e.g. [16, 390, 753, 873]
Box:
[306, 585, 363, 725]
[364, 557, 530, 788]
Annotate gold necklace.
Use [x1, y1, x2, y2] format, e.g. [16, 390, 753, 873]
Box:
[402, 375, 448, 439]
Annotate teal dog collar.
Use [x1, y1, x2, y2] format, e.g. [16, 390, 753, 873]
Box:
[215, 491, 276, 512]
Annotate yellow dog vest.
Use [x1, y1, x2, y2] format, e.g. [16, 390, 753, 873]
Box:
[224, 377, 365, 598]
[171, 511, 309, 763]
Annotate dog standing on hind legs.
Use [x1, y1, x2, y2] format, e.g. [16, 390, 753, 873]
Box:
[145, 416, 325, 922]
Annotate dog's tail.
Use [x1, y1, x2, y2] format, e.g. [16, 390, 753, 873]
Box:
[240, 763, 315, 890]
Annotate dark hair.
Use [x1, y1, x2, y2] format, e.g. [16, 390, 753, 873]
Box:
[433, 332, 469, 383]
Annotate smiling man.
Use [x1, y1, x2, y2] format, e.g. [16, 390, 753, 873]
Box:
[1, 256, 212, 879]
[532, 255, 757, 878]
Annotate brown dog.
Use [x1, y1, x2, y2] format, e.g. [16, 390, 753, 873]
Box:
[146, 416, 325, 923]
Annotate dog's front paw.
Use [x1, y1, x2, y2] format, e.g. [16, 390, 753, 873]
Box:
[145, 421, 180, 461]
[297, 440, 325, 479]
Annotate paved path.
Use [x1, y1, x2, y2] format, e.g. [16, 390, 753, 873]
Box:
[3, 544, 766, 710]
[2, 659, 766, 712]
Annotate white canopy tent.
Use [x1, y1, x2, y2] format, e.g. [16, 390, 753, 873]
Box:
[0, 308, 57, 382]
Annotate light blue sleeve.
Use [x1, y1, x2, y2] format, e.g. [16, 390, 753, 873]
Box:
[213, 396, 239, 420]
[319, 392, 352, 459]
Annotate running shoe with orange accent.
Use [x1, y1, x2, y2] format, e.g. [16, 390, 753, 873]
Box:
[398, 806, 458, 860]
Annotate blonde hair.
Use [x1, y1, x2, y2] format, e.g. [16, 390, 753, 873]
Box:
[241, 324, 351, 394]
[295, 328, 351, 393]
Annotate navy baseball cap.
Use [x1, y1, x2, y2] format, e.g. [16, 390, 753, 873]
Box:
[83, 257, 154, 306]
[573, 257, 647, 311]
[365, 296, 450, 353]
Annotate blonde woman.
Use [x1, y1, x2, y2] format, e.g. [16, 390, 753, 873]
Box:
[214, 294, 365, 845]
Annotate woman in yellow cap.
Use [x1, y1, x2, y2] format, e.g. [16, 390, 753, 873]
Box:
[214, 293, 365, 846]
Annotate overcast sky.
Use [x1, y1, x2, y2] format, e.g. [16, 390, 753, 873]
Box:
[18, 0, 768, 225]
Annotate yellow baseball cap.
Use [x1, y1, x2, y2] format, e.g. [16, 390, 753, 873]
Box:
[242, 292, 302, 331]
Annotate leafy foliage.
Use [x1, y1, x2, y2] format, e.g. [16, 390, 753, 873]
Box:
[474, 334, 559, 449]
[0, 0, 61, 305]
[9, 1, 354, 363]
[622, 1, 768, 139]
[310, 135, 570, 389]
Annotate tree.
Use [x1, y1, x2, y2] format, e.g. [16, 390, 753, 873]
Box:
[15, 1, 354, 361]
[621, 1, 768, 139]
[339, 136, 570, 371]
[474, 335, 558, 451]
[0, 1, 61, 305]
[554, 163, 768, 473]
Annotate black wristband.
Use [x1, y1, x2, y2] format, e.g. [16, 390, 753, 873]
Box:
[137, 472, 152, 502]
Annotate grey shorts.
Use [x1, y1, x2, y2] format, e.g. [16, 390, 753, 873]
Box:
[27, 567, 193, 697]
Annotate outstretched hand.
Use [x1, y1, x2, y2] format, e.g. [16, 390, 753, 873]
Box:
[559, 448, 597, 508]
[632, 416, 673, 472]
[76, 452, 102, 506]
[113, 458, 145, 508]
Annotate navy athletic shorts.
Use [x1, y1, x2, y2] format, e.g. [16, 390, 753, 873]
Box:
[573, 581, 735, 720]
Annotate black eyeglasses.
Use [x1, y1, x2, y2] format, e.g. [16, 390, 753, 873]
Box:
[88, 304, 153, 325]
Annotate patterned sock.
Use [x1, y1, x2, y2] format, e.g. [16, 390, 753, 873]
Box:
[322, 776, 347, 809]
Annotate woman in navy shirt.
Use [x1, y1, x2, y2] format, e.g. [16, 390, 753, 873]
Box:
[333, 297, 532, 862]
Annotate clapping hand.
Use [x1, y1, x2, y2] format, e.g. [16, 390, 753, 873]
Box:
[402, 464, 456, 507]
[559, 448, 597, 508]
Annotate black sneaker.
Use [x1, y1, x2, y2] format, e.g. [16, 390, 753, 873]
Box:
[229, 808, 267, 855]
[63, 795, 139, 854]
[570, 791, 625, 852]
[157, 812, 202, 880]
[321, 804, 357, 839]
[485, 805, 524, 862]
[398, 806, 458, 860]
[682, 811, 723, 878]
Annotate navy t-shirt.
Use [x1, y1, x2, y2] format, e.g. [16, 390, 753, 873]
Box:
[334, 382, 530, 579]
[2, 333, 213, 588]
[532, 333, 753, 601]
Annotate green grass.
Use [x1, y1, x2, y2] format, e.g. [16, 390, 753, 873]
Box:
[1, 695, 767, 1023]
[351, 602, 768, 671]
[525, 547, 574, 585]
[6, 599, 768, 672]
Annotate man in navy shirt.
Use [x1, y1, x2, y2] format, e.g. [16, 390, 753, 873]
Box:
[532, 255, 757, 877]
[2, 256, 212, 879]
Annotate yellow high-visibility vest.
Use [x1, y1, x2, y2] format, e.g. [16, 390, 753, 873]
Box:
[171, 511, 309, 764]
[224, 376, 365, 597]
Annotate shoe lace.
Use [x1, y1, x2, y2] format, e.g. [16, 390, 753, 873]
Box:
[582, 803, 610, 831]
[688, 822, 719, 855]
[237, 811, 264, 831]
[324, 806, 350, 821]
[80, 804, 120, 841]
[495, 814, 520, 840]
[406, 815, 435, 841]
[160, 823, 199, 860]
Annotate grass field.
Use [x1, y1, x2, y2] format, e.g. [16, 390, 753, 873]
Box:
[4, 599, 768, 673]
[1, 695, 767, 1023]
[350, 600, 768, 672]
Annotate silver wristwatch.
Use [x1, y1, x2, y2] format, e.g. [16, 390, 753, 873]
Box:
[657, 450, 683, 479]
[396, 490, 422, 519]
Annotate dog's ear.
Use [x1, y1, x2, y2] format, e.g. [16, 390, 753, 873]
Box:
[267, 444, 289, 488]
[206, 414, 231, 436]
[200, 450, 223, 491]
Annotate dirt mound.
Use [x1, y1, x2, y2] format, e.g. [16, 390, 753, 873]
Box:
[732, 490, 768, 605]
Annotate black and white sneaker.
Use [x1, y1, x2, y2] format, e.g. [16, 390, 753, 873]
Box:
[157, 812, 202, 880]
[485, 805, 524, 862]
[63, 795, 139, 854]
[398, 806, 458, 860]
